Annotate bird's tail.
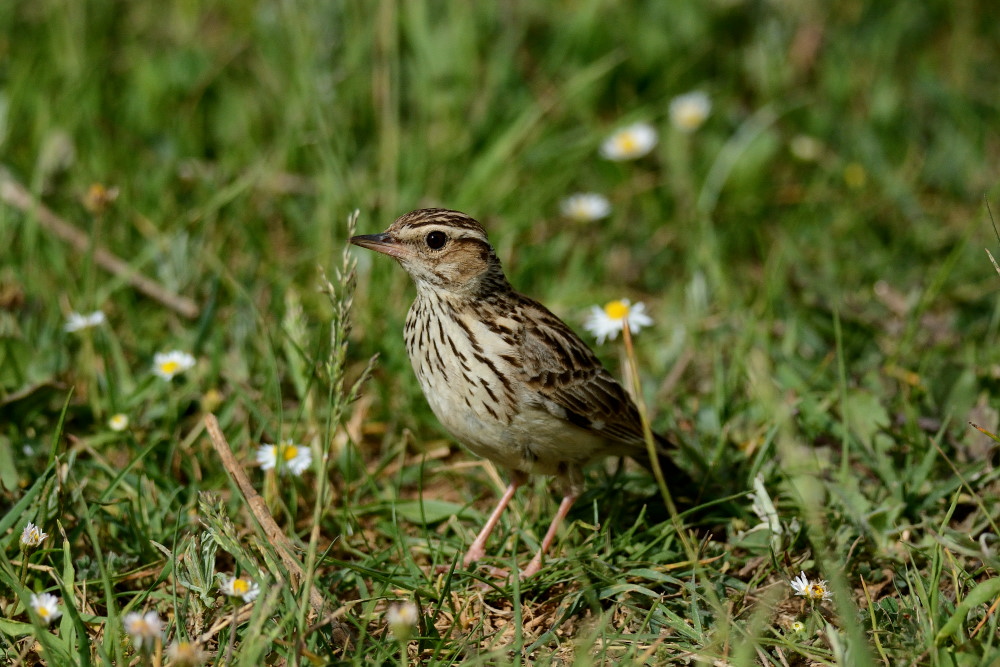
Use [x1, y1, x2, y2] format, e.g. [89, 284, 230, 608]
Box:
[629, 432, 701, 504]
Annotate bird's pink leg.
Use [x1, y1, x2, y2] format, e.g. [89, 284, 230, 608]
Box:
[463, 473, 525, 568]
[520, 493, 577, 578]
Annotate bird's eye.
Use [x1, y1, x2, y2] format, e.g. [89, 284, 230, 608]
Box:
[425, 231, 447, 250]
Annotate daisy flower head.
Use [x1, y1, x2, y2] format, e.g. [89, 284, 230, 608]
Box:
[201, 388, 223, 413]
[256, 439, 312, 476]
[789, 571, 810, 595]
[123, 610, 163, 651]
[791, 620, 806, 633]
[166, 640, 208, 666]
[64, 310, 106, 333]
[108, 413, 130, 432]
[560, 193, 611, 222]
[21, 522, 48, 548]
[790, 571, 833, 601]
[599, 122, 658, 161]
[844, 162, 867, 189]
[30, 593, 62, 625]
[789, 134, 823, 162]
[583, 299, 654, 344]
[669, 91, 712, 133]
[220, 574, 260, 603]
[82, 183, 120, 214]
[152, 350, 196, 381]
[386, 601, 419, 641]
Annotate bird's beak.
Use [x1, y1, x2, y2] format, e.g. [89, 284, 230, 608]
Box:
[349, 232, 411, 260]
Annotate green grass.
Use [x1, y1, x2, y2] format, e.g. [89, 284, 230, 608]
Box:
[2, 1, 1000, 664]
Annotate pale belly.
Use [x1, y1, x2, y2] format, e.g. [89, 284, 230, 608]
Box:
[409, 347, 613, 477]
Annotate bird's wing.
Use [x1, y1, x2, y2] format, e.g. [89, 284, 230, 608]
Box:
[514, 296, 649, 447]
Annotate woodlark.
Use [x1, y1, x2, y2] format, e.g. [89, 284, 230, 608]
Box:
[351, 208, 689, 577]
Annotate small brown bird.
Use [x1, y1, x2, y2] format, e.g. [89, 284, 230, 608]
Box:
[351, 208, 688, 577]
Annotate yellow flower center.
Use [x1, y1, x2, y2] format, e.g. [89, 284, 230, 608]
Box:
[808, 583, 826, 598]
[38, 606, 51, 619]
[171, 641, 203, 661]
[233, 579, 250, 595]
[677, 107, 705, 130]
[281, 444, 299, 462]
[844, 162, 867, 189]
[160, 361, 180, 375]
[603, 300, 630, 321]
[201, 388, 223, 412]
[616, 134, 638, 154]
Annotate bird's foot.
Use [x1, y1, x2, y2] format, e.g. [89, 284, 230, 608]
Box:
[458, 556, 541, 581]
[484, 565, 512, 579]
[463, 547, 512, 579]
[462, 544, 486, 569]
[519, 554, 544, 579]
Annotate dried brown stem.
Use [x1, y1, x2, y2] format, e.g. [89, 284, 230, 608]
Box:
[0, 169, 199, 318]
[203, 414, 352, 648]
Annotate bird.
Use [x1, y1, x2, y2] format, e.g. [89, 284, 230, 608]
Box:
[351, 208, 690, 577]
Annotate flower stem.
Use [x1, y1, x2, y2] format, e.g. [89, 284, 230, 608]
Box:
[620, 322, 698, 561]
[17, 553, 29, 587]
[223, 604, 238, 664]
[622, 323, 671, 511]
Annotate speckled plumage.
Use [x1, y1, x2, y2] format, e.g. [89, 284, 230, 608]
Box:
[351, 208, 683, 576]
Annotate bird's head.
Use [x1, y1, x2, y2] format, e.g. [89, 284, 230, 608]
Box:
[350, 208, 510, 296]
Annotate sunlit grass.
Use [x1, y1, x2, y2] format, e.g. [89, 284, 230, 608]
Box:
[2, 1, 999, 665]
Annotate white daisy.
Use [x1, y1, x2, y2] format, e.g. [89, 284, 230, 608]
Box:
[21, 522, 48, 548]
[386, 601, 419, 641]
[220, 575, 260, 603]
[64, 310, 106, 333]
[82, 183, 120, 214]
[256, 440, 312, 476]
[668, 91, 711, 133]
[152, 350, 196, 381]
[583, 299, 654, 344]
[560, 193, 611, 222]
[123, 610, 163, 650]
[790, 571, 833, 601]
[789, 135, 823, 162]
[790, 571, 810, 596]
[599, 122, 658, 161]
[108, 413, 130, 432]
[166, 641, 208, 666]
[30, 593, 62, 625]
